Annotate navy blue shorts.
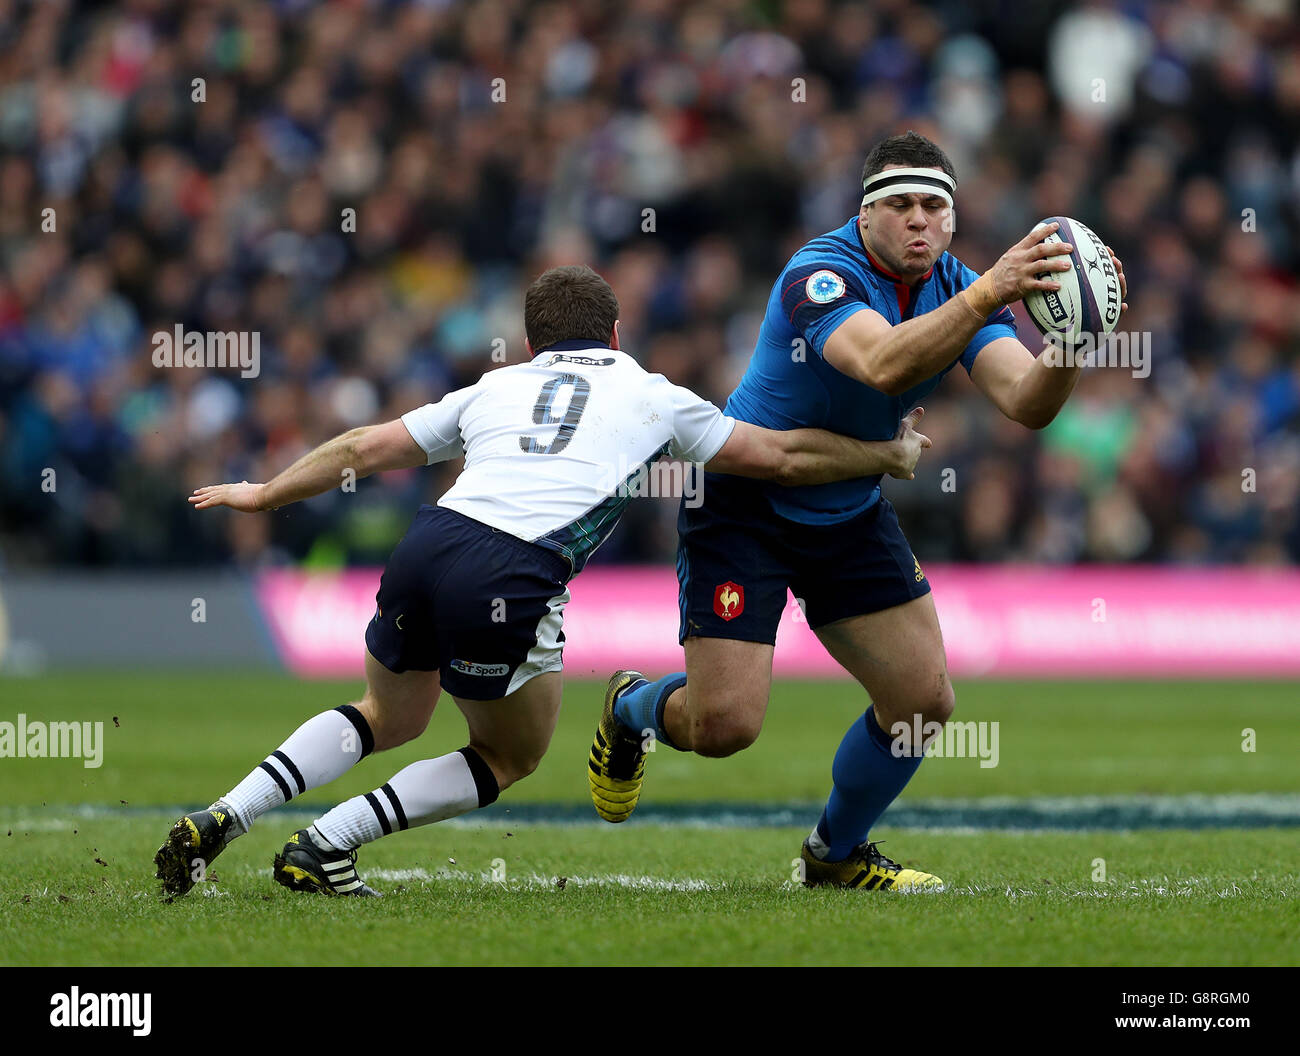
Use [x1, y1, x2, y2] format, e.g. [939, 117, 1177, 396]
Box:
[676, 471, 931, 645]
[365, 506, 571, 700]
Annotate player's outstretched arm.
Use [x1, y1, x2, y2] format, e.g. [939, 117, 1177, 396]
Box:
[822, 222, 1074, 396]
[970, 247, 1128, 429]
[705, 408, 931, 486]
[188, 419, 427, 513]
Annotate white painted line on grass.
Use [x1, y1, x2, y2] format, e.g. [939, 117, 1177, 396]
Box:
[229, 865, 728, 892]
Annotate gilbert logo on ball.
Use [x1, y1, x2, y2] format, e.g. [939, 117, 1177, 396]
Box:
[1023, 217, 1122, 343]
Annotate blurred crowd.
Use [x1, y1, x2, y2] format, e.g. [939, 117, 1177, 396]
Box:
[2, 0, 1298, 570]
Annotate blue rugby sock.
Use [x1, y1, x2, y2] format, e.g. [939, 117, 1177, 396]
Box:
[613, 673, 686, 751]
[813, 706, 923, 862]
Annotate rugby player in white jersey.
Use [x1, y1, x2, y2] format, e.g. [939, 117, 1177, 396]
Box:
[154, 265, 932, 897]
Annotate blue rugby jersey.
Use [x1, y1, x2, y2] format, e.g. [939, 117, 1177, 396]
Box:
[724, 215, 1017, 524]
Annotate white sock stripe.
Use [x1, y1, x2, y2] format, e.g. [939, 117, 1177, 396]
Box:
[262, 754, 295, 789]
[378, 784, 407, 830]
[369, 794, 398, 830]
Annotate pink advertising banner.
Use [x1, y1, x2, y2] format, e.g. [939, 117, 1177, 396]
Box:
[256, 565, 1300, 680]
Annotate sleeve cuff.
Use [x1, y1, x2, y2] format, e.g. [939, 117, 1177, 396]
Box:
[682, 414, 736, 464]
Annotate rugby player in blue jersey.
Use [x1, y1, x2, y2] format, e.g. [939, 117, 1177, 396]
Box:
[589, 131, 1126, 890]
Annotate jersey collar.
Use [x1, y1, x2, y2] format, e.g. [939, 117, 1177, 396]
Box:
[532, 339, 613, 358]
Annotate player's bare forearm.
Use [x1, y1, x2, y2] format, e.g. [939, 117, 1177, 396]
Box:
[187, 428, 366, 513]
[259, 428, 371, 510]
[189, 420, 425, 513]
[1009, 355, 1085, 430]
[774, 408, 932, 485]
[835, 296, 989, 395]
[776, 432, 902, 485]
[706, 412, 930, 485]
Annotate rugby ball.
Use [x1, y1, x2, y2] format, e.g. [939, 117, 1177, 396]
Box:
[1023, 216, 1122, 342]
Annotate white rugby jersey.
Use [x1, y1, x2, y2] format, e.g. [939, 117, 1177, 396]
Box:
[400, 342, 735, 574]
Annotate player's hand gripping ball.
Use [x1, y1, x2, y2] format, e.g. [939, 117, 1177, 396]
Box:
[1023, 217, 1123, 343]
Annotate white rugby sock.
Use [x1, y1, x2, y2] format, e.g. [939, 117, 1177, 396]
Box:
[805, 826, 831, 861]
[313, 747, 500, 851]
[222, 705, 374, 831]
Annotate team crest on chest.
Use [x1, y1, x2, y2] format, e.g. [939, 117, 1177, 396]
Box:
[714, 581, 744, 621]
[805, 269, 846, 303]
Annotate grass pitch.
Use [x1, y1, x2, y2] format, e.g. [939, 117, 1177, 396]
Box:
[1, 674, 1297, 966]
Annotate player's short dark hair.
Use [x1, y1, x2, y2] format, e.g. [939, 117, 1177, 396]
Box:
[860, 130, 956, 187]
[524, 265, 620, 352]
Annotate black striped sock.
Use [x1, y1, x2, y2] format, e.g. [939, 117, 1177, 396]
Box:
[458, 746, 500, 807]
[224, 707, 374, 829]
[334, 704, 375, 758]
[258, 749, 306, 802]
[313, 751, 495, 850]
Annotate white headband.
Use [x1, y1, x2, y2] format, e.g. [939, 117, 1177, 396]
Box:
[862, 167, 955, 207]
